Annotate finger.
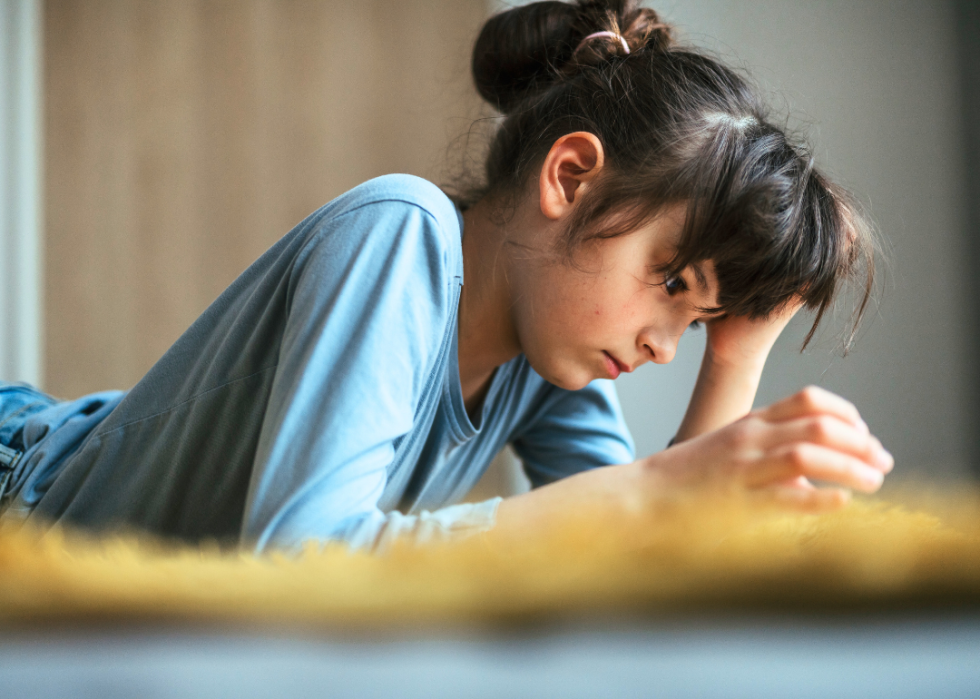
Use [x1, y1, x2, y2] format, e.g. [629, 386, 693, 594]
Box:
[765, 484, 851, 513]
[776, 475, 815, 490]
[749, 442, 885, 493]
[758, 415, 893, 473]
[758, 385, 863, 427]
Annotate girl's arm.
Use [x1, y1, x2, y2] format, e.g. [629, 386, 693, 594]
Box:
[674, 304, 800, 442]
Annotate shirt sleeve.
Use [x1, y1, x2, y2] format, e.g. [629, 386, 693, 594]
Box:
[510, 379, 635, 489]
[240, 198, 498, 553]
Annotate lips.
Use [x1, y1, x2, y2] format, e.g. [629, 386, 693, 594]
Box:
[602, 351, 631, 379]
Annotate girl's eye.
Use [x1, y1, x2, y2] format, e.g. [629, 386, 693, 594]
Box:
[664, 275, 687, 295]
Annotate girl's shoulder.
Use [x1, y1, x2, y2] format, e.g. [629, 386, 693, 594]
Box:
[325, 174, 460, 242]
[343, 174, 456, 212]
[295, 174, 463, 282]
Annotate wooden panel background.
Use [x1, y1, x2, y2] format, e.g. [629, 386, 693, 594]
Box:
[44, 0, 487, 397]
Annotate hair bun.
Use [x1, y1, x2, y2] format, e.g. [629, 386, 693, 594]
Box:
[472, 1, 675, 115]
[471, 2, 579, 115]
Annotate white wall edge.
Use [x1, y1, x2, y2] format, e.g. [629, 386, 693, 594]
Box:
[0, 0, 43, 387]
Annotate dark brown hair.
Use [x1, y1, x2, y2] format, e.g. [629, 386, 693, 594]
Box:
[468, 0, 875, 348]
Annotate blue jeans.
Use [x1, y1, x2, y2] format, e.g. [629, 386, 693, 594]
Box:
[0, 382, 58, 503]
[0, 382, 58, 451]
[0, 382, 123, 518]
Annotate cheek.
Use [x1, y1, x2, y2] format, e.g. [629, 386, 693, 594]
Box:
[556, 283, 618, 336]
[514, 261, 657, 350]
[590, 282, 659, 334]
[510, 281, 597, 375]
[537, 280, 639, 350]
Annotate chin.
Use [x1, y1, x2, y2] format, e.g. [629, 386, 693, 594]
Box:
[528, 358, 594, 391]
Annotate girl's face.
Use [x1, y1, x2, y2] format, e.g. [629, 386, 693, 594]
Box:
[511, 204, 720, 391]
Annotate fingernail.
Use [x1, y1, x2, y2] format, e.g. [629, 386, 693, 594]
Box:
[876, 449, 894, 473]
[857, 418, 869, 433]
[864, 469, 884, 488]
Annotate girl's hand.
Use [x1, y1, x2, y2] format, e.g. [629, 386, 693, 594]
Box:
[648, 385, 893, 511]
[704, 300, 802, 371]
[492, 387, 889, 542]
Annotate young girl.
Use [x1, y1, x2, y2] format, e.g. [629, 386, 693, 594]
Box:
[0, 0, 891, 553]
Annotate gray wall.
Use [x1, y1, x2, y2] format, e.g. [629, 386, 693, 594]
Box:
[616, 0, 971, 482]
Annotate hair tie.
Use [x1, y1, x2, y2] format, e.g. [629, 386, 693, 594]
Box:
[574, 31, 630, 56]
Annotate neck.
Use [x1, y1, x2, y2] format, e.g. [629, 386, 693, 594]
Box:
[457, 196, 523, 411]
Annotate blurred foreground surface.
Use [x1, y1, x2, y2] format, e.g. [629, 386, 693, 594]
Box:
[1, 615, 979, 699]
[3, 494, 980, 624]
[2, 492, 979, 697]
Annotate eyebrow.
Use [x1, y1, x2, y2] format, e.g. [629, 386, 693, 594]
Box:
[690, 262, 709, 292]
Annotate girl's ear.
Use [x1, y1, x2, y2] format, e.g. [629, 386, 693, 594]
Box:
[539, 132, 605, 221]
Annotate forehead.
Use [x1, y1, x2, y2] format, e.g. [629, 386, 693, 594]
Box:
[640, 204, 721, 308]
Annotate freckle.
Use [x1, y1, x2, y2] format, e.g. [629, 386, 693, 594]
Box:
[594, 305, 601, 316]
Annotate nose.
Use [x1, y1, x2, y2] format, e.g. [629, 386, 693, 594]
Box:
[639, 327, 679, 365]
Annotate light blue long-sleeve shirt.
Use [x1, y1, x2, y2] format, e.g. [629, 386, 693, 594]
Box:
[7, 175, 634, 552]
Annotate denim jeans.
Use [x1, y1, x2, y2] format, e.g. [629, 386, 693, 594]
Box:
[0, 382, 57, 449]
[0, 382, 58, 503]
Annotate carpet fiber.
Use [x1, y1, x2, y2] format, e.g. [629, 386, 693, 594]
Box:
[2, 490, 978, 629]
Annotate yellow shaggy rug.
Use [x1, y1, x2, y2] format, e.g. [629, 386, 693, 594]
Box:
[1, 489, 979, 630]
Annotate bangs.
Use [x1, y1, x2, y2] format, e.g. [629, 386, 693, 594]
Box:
[655, 123, 874, 349]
